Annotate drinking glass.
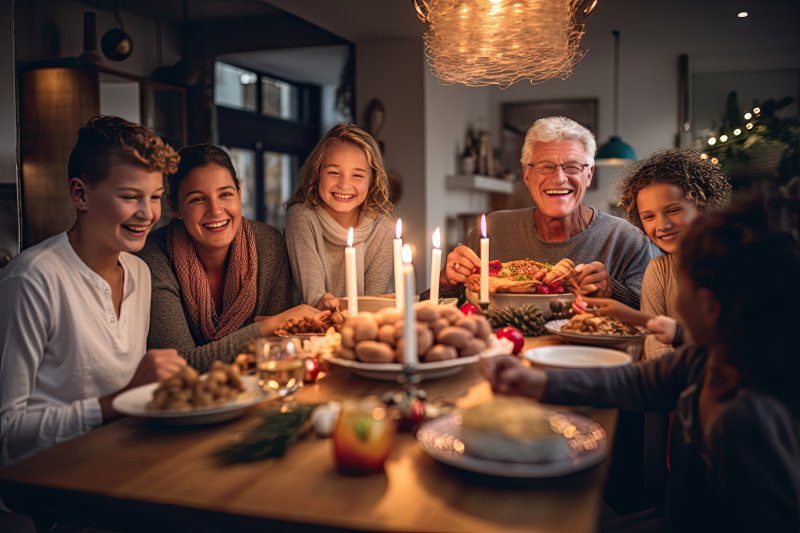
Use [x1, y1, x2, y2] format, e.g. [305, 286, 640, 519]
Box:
[332, 396, 395, 474]
[257, 337, 304, 401]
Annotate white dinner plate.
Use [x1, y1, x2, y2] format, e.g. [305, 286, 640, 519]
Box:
[328, 355, 480, 381]
[112, 376, 270, 425]
[465, 288, 573, 318]
[522, 345, 632, 369]
[545, 319, 646, 347]
[417, 412, 608, 478]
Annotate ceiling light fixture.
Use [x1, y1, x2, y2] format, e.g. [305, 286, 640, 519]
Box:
[596, 30, 636, 166]
[413, 0, 592, 88]
[737, 11, 749, 18]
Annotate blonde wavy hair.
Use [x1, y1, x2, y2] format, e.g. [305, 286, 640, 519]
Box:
[617, 149, 732, 231]
[288, 123, 393, 217]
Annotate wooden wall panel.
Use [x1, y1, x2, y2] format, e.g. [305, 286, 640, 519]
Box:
[19, 67, 98, 248]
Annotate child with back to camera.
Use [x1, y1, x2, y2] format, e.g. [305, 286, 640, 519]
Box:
[577, 149, 731, 360]
[285, 124, 395, 311]
[483, 200, 800, 531]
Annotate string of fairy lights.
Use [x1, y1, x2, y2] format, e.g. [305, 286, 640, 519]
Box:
[700, 105, 764, 165]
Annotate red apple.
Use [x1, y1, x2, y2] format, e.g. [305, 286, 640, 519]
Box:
[460, 303, 479, 316]
[496, 326, 524, 354]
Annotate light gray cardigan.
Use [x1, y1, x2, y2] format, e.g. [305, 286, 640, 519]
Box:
[284, 202, 394, 306]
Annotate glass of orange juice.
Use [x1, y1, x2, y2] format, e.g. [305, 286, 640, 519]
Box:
[332, 396, 395, 474]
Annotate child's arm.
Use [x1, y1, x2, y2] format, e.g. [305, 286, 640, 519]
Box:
[482, 346, 702, 412]
[363, 215, 395, 296]
[284, 208, 328, 307]
[641, 259, 677, 358]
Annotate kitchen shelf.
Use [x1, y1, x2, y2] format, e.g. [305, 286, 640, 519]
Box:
[446, 174, 514, 194]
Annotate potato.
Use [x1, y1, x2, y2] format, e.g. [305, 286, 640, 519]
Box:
[355, 340, 395, 363]
[439, 306, 463, 324]
[454, 316, 478, 335]
[473, 315, 493, 341]
[377, 323, 397, 346]
[349, 315, 379, 342]
[394, 322, 435, 355]
[375, 307, 403, 326]
[337, 346, 357, 360]
[429, 317, 450, 335]
[436, 326, 472, 349]
[340, 325, 356, 348]
[425, 343, 457, 362]
[459, 337, 488, 357]
[415, 303, 439, 322]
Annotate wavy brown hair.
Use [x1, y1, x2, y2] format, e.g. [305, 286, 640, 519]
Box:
[68, 115, 179, 186]
[288, 123, 393, 217]
[617, 149, 731, 231]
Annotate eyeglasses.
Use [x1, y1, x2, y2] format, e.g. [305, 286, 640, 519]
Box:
[528, 162, 589, 176]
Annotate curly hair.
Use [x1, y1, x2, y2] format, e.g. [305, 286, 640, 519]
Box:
[679, 199, 800, 416]
[287, 123, 393, 217]
[617, 149, 731, 231]
[68, 115, 180, 186]
[167, 144, 239, 206]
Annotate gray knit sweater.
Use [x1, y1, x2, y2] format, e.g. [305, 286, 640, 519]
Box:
[137, 221, 291, 372]
[284, 203, 394, 305]
[464, 208, 655, 309]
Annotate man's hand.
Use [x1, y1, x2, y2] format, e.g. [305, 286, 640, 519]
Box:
[441, 245, 481, 287]
[480, 355, 547, 400]
[573, 261, 612, 297]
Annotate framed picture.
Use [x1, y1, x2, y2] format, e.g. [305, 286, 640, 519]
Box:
[500, 98, 599, 189]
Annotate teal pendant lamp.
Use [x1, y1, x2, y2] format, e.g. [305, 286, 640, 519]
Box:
[596, 30, 636, 166]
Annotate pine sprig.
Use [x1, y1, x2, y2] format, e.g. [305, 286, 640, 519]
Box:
[215, 404, 319, 463]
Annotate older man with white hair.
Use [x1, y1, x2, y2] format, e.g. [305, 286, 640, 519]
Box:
[441, 116, 653, 309]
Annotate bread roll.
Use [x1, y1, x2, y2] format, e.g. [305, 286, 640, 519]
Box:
[461, 397, 569, 463]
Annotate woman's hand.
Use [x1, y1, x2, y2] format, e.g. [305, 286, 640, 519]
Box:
[646, 315, 678, 344]
[480, 355, 547, 400]
[257, 305, 325, 336]
[578, 297, 654, 328]
[573, 262, 612, 297]
[441, 245, 480, 287]
[315, 292, 340, 312]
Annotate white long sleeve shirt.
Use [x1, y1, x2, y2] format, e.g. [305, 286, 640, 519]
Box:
[0, 233, 150, 466]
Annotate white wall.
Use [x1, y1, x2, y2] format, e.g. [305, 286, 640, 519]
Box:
[356, 39, 427, 285]
[423, 70, 491, 278]
[484, 0, 800, 213]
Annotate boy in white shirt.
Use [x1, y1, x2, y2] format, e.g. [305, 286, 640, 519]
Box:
[0, 116, 188, 467]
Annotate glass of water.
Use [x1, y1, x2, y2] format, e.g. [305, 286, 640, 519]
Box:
[257, 337, 304, 401]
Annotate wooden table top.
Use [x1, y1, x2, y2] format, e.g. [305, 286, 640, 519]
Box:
[0, 337, 616, 532]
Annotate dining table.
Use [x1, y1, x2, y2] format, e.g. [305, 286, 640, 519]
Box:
[0, 336, 617, 532]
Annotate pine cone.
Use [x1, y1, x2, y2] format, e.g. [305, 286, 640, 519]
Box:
[487, 304, 546, 337]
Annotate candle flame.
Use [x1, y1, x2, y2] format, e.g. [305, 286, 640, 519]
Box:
[432, 227, 441, 249]
[481, 214, 487, 238]
[347, 227, 354, 247]
[401, 244, 412, 264]
[395, 218, 402, 239]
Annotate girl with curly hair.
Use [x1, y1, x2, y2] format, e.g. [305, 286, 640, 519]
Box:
[579, 149, 732, 359]
[285, 123, 395, 310]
